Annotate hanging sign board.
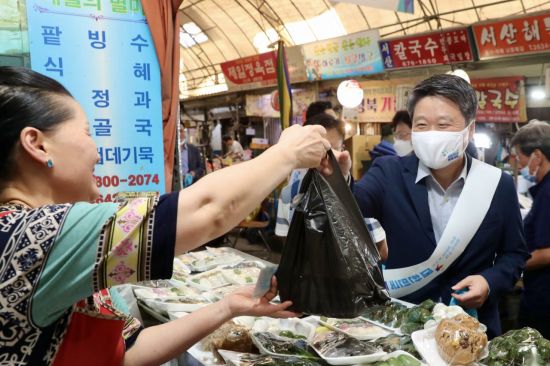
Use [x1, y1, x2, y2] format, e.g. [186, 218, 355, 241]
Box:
[471, 77, 527, 123]
[472, 12, 550, 59]
[302, 29, 384, 80]
[27, 0, 166, 201]
[379, 27, 475, 69]
[221, 46, 306, 91]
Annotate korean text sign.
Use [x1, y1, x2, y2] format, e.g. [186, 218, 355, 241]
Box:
[221, 46, 307, 91]
[472, 12, 550, 59]
[471, 77, 527, 123]
[27, 0, 166, 201]
[379, 28, 475, 69]
[221, 51, 277, 86]
[302, 30, 384, 80]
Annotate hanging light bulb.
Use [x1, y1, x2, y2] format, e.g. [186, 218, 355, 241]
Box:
[337, 80, 364, 108]
[446, 69, 471, 84]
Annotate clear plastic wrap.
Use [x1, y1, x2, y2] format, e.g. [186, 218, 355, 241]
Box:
[486, 327, 550, 366]
[435, 314, 488, 365]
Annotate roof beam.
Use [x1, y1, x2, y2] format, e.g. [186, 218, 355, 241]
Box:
[375, 0, 515, 31]
[417, 0, 434, 30]
[470, 0, 481, 22]
[260, 0, 297, 44]
[288, 0, 319, 41]
[356, 5, 371, 29]
[394, 10, 408, 34]
[210, 0, 257, 51]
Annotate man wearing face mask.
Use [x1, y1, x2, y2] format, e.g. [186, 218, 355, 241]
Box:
[512, 121, 550, 338]
[353, 74, 528, 338]
[392, 110, 413, 157]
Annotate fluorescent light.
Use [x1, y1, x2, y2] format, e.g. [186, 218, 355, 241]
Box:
[530, 87, 546, 101]
[180, 22, 208, 48]
[474, 133, 491, 149]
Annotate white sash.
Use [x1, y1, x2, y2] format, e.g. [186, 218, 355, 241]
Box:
[383, 159, 502, 298]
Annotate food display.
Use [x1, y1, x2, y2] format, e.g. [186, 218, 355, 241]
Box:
[203, 321, 256, 356]
[208, 284, 247, 300]
[218, 350, 325, 366]
[188, 269, 232, 290]
[221, 262, 263, 285]
[371, 353, 422, 366]
[373, 334, 421, 359]
[133, 285, 200, 299]
[435, 314, 488, 365]
[178, 250, 244, 272]
[362, 299, 435, 335]
[172, 257, 192, 281]
[486, 327, 550, 366]
[312, 330, 380, 358]
[319, 317, 391, 340]
[240, 318, 316, 342]
[137, 248, 550, 366]
[251, 332, 319, 360]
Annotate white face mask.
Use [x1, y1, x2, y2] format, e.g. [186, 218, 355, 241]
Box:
[520, 154, 540, 183]
[393, 139, 413, 157]
[411, 124, 471, 169]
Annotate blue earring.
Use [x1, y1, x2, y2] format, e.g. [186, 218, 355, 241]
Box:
[46, 159, 54, 168]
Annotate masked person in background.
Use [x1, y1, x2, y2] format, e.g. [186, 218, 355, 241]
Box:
[392, 110, 413, 157]
[512, 121, 550, 338]
[352, 74, 528, 338]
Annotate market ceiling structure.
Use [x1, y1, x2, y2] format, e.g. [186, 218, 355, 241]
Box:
[178, 0, 550, 99]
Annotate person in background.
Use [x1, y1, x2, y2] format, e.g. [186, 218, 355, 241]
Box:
[179, 125, 204, 187]
[352, 74, 528, 338]
[512, 121, 550, 338]
[369, 123, 397, 160]
[0, 66, 332, 366]
[392, 110, 413, 157]
[223, 135, 244, 160]
[305, 100, 337, 120]
[275, 113, 388, 260]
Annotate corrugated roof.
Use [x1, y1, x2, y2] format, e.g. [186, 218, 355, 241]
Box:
[179, 0, 550, 98]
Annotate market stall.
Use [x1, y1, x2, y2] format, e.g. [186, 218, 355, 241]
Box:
[132, 247, 550, 366]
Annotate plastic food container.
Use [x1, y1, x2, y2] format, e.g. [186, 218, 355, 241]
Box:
[411, 326, 488, 366]
[318, 317, 392, 341]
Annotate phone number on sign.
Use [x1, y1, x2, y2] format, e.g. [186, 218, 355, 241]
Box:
[95, 174, 160, 188]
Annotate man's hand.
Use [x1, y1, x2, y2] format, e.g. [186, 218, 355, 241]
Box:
[320, 149, 352, 179]
[451, 275, 490, 308]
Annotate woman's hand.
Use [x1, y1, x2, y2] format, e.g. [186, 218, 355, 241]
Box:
[275, 125, 331, 170]
[222, 276, 299, 319]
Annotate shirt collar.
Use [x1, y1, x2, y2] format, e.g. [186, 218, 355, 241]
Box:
[415, 158, 468, 185]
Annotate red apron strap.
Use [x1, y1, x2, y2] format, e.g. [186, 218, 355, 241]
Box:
[52, 301, 125, 366]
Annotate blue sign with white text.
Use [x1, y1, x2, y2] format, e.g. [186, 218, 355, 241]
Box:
[26, 0, 165, 201]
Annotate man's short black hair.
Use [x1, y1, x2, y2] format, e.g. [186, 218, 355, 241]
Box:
[407, 74, 478, 125]
[222, 135, 233, 142]
[391, 110, 412, 130]
[304, 113, 344, 138]
[306, 101, 333, 120]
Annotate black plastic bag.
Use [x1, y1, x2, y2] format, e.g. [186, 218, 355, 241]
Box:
[276, 151, 390, 317]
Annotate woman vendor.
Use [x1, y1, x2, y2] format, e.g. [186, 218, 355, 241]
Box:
[0, 66, 332, 365]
